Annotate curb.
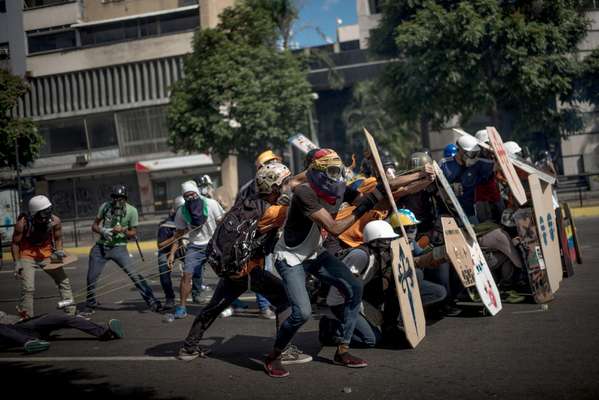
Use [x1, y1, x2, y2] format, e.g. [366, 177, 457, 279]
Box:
[570, 206, 599, 218]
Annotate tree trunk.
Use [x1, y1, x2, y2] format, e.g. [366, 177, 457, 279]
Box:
[419, 114, 431, 150]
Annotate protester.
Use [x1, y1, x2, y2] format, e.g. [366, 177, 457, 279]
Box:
[11, 195, 76, 318]
[168, 181, 225, 319]
[0, 310, 123, 354]
[444, 143, 458, 158]
[82, 184, 161, 316]
[473, 129, 505, 223]
[156, 196, 186, 310]
[177, 162, 311, 366]
[440, 135, 495, 224]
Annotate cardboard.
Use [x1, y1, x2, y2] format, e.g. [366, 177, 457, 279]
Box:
[433, 160, 502, 316]
[288, 133, 318, 154]
[513, 208, 553, 304]
[555, 207, 575, 278]
[363, 127, 425, 347]
[486, 127, 527, 205]
[528, 174, 562, 293]
[441, 217, 476, 288]
[563, 203, 583, 264]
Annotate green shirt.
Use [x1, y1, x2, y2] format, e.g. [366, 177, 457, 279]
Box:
[96, 202, 139, 247]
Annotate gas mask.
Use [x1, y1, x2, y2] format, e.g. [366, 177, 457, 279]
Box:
[406, 225, 418, 242]
[34, 207, 53, 226]
[462, 149, 480, 167]
[111, 196, 127, 216]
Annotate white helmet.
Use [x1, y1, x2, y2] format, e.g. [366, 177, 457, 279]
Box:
[29, 195, 52, 215]
[457, 135, 480, 152]
[363, 220, 399, 243]
[504, 141, 522, 156]
[256, 162, 291, 194]
[475, 129, 489, 144]
[181, 180, 200, 196]
[174, 196, 185, 209]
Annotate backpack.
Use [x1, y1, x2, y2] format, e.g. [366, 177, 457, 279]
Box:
[206, 196, 267, 277]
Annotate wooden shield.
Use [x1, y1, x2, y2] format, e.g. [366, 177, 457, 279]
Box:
[391, 238, 426, 348]
[563, 203, 583, 264]
[528, 174, 562, 293]
[43, 254, 78, 270]
[441, 217, 476, 288]
[487, 127, 527, 205]
[433, 161, 502, 315]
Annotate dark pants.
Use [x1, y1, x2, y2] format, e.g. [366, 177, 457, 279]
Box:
[183, 266, 290, 351]
[86, 244, 158, 308]
[158, 252, 175, 301]
[0, 313, 108, 346]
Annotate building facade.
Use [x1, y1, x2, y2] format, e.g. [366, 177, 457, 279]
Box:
[1, 0, 234, 218]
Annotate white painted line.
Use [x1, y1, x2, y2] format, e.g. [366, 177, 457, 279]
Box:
[0, 356, 178, 362]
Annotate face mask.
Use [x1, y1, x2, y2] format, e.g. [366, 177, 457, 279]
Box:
[34, 208, 52, 226]
[464, 157, 479, 167]
[184, 192, 199, 202]
[111, 196, 126, 209]
[406, 225, 418, 242]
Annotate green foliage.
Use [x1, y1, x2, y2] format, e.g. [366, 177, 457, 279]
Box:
[370, 0, 590, 147]
[0, 69, 43, 169]
[343, 80, 419, 162]
[577, 48, 599, 106]
[167, 1, 313, 159]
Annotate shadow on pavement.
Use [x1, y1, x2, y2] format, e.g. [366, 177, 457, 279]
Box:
[0, 362, 187, 400]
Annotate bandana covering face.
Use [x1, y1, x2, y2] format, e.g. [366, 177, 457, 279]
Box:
[307, 169, 346, 205]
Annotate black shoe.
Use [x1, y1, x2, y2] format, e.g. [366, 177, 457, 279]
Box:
[150, 301, 162, 313]
[441, 302, 462, 317]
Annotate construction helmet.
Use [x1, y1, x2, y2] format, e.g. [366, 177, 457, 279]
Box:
[174, 195, 185, 209]
[457, 135, 480, 152]
[255, 150, 282, 169]
[475, 129, 489, 144]
[363, 220, 399, 243]
[444, 144, 458, 158]
[310, 148, 344, 181]
[256, 162, 291, 195]
[504, 141, 522, 156]
[410, 152, 432, 168]
[397, 209, 420, 226]
[28, 195, 52, 215]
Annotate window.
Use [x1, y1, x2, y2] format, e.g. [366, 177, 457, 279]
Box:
[140, 18, 158, 37]
[81, 21, 138, 46]
[23, 0, 74, 9]
[39, 118, 87, 155]
[0, 42, 9, 60]
[86, 113, 118, 149]
[159, 10, 199, 34]
[28, 30, 76, 53]
[368, 0, 382, 15]
[0, 1, 6, 13]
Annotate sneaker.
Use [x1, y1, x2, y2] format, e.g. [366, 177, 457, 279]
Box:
[164, 299, 176, 310]
[264, 355, 289, 378]
[24, 339, 50, 354]
[78, 308, 96, 319]
[174, 306, 188, 319]
[281, 345, 312, 365]
[220, 307, 233, 318]
[176, 346, 210, 361]
[333, 350, 368, 368]
[150, 301, 163, 313]
[260, 308, 276, 320]
[441, 302, 463, 317]
[108, 319, 124, 339]
[503, 290, 526, 304]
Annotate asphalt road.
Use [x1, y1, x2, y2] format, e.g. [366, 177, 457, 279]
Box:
[1, 218, 598, 400]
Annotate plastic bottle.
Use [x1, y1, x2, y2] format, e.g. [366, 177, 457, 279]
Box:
[162, 313, 175, 323]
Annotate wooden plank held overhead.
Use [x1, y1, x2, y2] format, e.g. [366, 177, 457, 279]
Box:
[486, 127, 527, 205]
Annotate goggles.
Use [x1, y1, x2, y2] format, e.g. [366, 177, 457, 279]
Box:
[36, 208, 53, 220]
[325, 165, 344, 181]
[463, 149, 480, 159]
[183, 192, 199, 202]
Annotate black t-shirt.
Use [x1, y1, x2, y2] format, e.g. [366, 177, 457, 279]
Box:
[283, 183, 359, 247]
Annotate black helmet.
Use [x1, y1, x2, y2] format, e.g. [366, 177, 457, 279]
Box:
[111, 184, 128, 199]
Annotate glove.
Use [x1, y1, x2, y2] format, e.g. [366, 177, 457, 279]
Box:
[101, 227, 113, 240]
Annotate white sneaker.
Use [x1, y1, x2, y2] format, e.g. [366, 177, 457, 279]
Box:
[220, 307, 233, 318]
[280, 345, 313, 365]
[260, 308, 276, 320]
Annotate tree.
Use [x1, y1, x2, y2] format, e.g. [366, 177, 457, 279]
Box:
[0, 69, 43, 170]
[167, 1, 313, 160]
[342, 80, 419, 163]
[370, 0, 589, 151]
[577, 48, 599, 106]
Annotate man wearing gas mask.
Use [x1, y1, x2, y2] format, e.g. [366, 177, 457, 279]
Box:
[82, 184, 161, 316]
[11, 195, 75, 318]
[439, 136, 495, 224]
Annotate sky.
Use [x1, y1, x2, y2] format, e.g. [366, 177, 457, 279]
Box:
[292, 0, 358, 48]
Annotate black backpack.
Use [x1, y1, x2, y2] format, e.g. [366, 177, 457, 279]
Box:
[206, 195, 268, 277]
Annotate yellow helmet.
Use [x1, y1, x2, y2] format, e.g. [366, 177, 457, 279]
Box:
[255, 150, 282, 169]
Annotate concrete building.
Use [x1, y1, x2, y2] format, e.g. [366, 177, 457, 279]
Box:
[1, 0, 233, 218]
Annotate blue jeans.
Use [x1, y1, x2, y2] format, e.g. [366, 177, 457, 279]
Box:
[184, 244, 207, 297]
[330, 304, 381, 348]
[158, 252, 175, 301]
[274, 251, 363, 349]
[86, 244, 157, 308]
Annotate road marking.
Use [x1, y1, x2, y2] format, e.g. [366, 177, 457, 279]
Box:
[0, 356, 178, 362]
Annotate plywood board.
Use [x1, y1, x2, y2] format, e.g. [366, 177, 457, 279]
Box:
[487, 127, 527, 205]
[442, 217, 476, 288]
[288, 133, 318, 154]
[391, 238, 426, 347]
